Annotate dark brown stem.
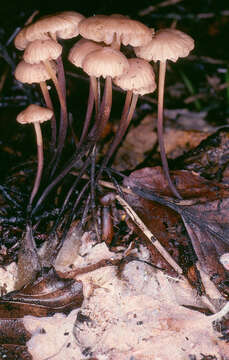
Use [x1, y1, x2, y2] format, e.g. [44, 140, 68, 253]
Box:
[29, 122, 43, 206]
[158, 61, 182, 199]
[101, 91, 138, 170]
[43, 60, 68, 176]
[39, 81, 56, 151]
[56, 55, 66, 100]
[78, 77, 95, 147]
[32, 142, 92, 215]
[89, 76, 112, 142]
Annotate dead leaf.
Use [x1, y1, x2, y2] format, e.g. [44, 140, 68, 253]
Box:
[174, 127, 229, 181]
[113, 114, 157, 171]
[163, 128, 210, 159]
[0, 267, 84, 318]
[123, 166, 229, 296]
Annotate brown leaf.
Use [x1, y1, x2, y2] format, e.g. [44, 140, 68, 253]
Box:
[123, 167, 229, 296]
[174, 127, 229, 181]
[113, 114, 157, 171]
[0, 267, 84, 318]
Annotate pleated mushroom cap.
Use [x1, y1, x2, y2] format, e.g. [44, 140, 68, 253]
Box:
[113, 58, 156, 95]
[68, 39, 103, 68]
[57, 11, 85, 38]
[82, 47, 129, 79]
[14, 27, 30, 50]
[23, 39, 62, 64]
[17, 104, 53, 124]
[15, 60, 56, 84]
[79, 14, 153, 47]
[135, 28, 194, 63]
[25, 11, 84, 42]
[78, 15, 109, 43]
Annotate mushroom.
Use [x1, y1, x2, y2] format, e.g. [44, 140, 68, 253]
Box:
[14, 60, 57, 150]
[79, 14, 153, 50]
[68, 38, 103, 145]
[135, 28, 194, 199]
[23, 39, 64, 152]
[102, 58, 156, 169]
[16, 104, 53, 206]
[16, 11, 85, 175]
[82, 46, 129, 141]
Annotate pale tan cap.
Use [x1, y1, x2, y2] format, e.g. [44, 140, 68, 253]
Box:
[113, 58, 156, 95]
[135, 28, 194, 63]
[57, 11, 85, 38]
[68, 38, 102, 68]
[82, 47, 129, 78]
[79, 14, 153, 47]
[23, 39, 62, 64]
[14, 27, 30, 50]
[15, 60, 56, 84]
[17, 104, 53, 124]
[25, 11, 84, 42]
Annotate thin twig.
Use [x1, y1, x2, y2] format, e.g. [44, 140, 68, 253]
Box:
[115, 194, 183, 276]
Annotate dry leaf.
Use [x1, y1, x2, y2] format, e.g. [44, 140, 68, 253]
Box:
[123, 166, 229, 295]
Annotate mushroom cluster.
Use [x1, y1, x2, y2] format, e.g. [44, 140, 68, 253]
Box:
[14, 11, 194, 215]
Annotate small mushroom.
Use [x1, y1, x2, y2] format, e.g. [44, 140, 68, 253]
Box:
[103, 58, 156, 168]
[16, 104, 53, 207]
[135, 28, 194, 199]
[82, 47, 129, 141]
[68, 39, 103, 145]
[79, 14, 153, 50]
[15, 60, 57, 150]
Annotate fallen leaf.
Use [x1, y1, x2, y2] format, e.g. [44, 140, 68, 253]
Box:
[0, 267, 84, 318]
[123, 166, 229, 296]
[113, 114, 157, 171]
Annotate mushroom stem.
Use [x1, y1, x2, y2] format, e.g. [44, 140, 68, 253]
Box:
[90, 76, 99, 117]
[56, 55, 66, 100]
[32, 141, 92, 215]
[88, 76, 112, 142]
[101, 90, 138, 169]
[43, 60, 67, 114]
[43, 60, 68, 176]
[40, 81, 56, 151]
[111, 34, 121, 51]
[95, 76, 113, 141]
[29, 122, 44, 206]
[79, 78, 95, 147]
[158, 60, 182, 199]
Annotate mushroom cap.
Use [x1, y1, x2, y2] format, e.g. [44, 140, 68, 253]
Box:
[25, 11, 85, 41]
[23, 39, 62, 64]
[68, 38, 103, 68]
[17, 104, 53, 124]
[14, 27, 30, 50]
[82, 47, 129, 79]
[79, 14, 153, 47]
[134, 28, 194, 63]
[15, 60, 56, 84]
[113, 58, 156, 95]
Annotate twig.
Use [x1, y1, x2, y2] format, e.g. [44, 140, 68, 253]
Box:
[115, 194, 183, 276]
[139, 0, 183, 16]
[208, 302, 229, 322]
